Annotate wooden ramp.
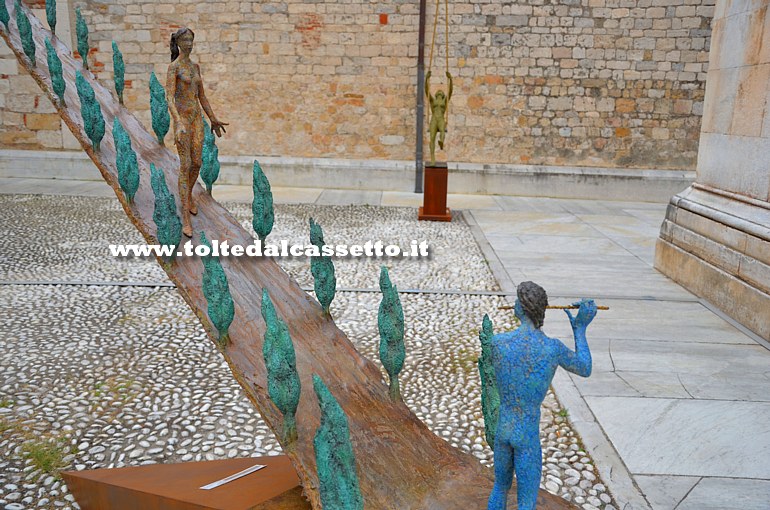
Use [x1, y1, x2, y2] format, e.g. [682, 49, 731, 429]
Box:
[1, 3, 574, 509]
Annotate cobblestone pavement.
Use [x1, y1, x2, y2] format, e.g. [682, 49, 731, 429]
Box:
[0, 195, 617, 510]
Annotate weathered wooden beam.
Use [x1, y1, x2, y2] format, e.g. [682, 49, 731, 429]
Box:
[0, 3, 575, 509]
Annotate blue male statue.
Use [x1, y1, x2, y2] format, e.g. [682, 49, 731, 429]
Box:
[487, 281, 597, 510]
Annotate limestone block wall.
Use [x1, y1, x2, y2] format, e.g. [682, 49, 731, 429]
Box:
[696, 0, 770, 201]
[655, 0, 770, 340]
[1, 0, 715, 170]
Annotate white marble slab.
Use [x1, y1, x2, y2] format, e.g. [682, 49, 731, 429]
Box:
[635, 474, 700, 510]
[587, 397, 770, 478]
[608, 340, 770, 375]
[677, 477, 770, 510]
[541, 299, 753, 344]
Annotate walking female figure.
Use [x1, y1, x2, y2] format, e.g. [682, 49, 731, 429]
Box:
[166, 28, 228, 237]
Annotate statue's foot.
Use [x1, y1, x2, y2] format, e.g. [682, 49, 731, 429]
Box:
[190, 201, 198, 216]
[438, 140, 444, 150]
[183, 224, 193, 238]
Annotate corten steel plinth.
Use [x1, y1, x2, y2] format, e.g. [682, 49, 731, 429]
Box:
[62, 456, 310, 510]
[418, 162, 452, 222]
[0, 5, 576, 509]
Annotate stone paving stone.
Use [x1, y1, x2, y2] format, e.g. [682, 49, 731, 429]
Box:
[543, 299, 754, 345]
[586, 397, 770, 479]
[676, 477, 770, 510]
[634, 475, 700, 510]
[607, 340, 770, 376]
[315, 189, 383, 206]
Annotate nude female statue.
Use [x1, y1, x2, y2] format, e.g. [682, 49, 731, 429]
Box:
[166, 28, 228, 237]
[425, 70, 453, 165]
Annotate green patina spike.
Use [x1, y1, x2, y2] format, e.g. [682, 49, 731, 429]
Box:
[46, 0, 56, 35]
[45, 38, 65, 105]
[114, 118, 139, 203]
[149, 72, 170, 145]
[309, 218, 336, 315]
[251, 160, 274, 242]
[478, 313, 500, 448]
[112, 41, 125, 105]
[260, 289, 301, 444]
[75, 7, 89, 70]
[0, 1, 9, 30]
[15, 1, 35, 67]
[312, 374, 364, 510]
[75, 71, 104, 151]
[201, 117, 220, 193]
[378, 266, 405, 402]
[200, 231, 235, 345]
[150, 163, 181, 259]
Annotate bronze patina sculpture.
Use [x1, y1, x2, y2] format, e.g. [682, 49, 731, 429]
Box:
[1, 9, 581, 508]
[488, 282, 596, 510]
[425, 70, 453, 165]
[166, 27, 227, 237]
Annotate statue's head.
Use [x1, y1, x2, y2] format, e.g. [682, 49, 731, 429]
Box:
[435, 90, 446, 101]
[515, 281, 548, 329]
[170, 27, 195, 62]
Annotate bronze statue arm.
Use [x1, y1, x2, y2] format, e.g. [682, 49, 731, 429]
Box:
[425, 70, 432, 100]
[165, 65, 183, 140]
[196, 64, 228, 137]
[446, 71, 453, 103]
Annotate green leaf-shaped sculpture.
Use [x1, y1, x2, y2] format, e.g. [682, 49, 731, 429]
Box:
[150, 163, 181, 258]
[75, 7, 89, 69]
[251, 160, 274, 242]
[201, 117, 220, 193]
[114, 118, 139, 203]
[0, 1, 9, 30]
[75, 71, 104, 151]
[200, 231, 235, 345]
[313, 374, 364, 510]
[45, 38, 65, 105]
[260, 289, 301, 444]
[309, 218, 336, 315]
[149, 72, 170, 145]
[378, 266, 405, 402]
[46, 0, 56, 35]
[112, 41, 125, 105]
[15, 1, 35, 67]
[477, 314, 500, 448]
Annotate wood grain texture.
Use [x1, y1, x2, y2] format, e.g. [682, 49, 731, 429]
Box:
[0, 3, 575, 508]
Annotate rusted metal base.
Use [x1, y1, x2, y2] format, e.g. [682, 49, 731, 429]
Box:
[61, 456, 311, 510]
[419, 162, 452, 222]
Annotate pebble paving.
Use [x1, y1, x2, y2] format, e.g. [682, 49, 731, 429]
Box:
[0, 195, 616, 510]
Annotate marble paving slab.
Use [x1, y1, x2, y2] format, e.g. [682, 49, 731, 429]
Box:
[634, 474, 700, 510]
[586, 397, 770, 478]
[542, 300, 754, 345]
[677, 477, 770, 510]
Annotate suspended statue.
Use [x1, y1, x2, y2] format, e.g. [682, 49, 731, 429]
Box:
[425, 0, 453, 167]
[487, 282, 597, 510]
[425, 70, 453, 166]
[166, 27, 228, 237]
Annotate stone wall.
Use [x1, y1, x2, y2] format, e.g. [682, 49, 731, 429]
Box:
[655, 0, 770, 340]
[1, 0, 714, 170]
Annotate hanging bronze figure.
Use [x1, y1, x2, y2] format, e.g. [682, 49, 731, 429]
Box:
[425, 0, 452, 166]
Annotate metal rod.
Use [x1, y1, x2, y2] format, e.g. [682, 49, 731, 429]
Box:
[415, 0, 427, 193]
[498, 305, 610, 311]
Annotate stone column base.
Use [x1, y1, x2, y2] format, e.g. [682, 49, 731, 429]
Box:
[654, 186, 770, 341]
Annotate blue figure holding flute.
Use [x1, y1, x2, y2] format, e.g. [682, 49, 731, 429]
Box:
[487, 281, 597, 510]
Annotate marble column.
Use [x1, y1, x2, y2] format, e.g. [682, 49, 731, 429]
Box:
[655, 0, 770, 340]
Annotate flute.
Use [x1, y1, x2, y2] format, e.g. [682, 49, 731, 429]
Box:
[498, 305, 609, 311]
